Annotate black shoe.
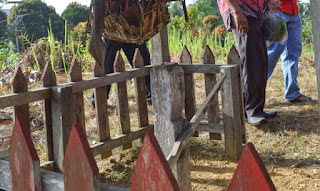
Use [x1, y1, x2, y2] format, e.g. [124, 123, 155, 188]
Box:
[147, 99, 152, 106]
[247, 116, 267, 126]
[262, 111, 277, 119]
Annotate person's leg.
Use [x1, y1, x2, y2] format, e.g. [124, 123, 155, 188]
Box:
[122, 42, 152, 104]
[267, 39, 287, 80]
[105, 39, 123, 98]
[232, 16, 268, 120]
[280, 13, 302, 101]
[91, 39, 122, 107]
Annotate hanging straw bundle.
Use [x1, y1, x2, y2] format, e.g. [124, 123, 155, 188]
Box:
[103, 0, 171, 44]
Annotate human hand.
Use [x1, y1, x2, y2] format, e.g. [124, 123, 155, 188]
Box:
[234, 12, 249, 34]
[267, 0, 282, 11]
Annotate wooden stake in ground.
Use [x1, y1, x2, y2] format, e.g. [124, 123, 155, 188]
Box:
[9, 117, 42, 191]
[63, 124, 100, 191]
[131, 132, 179, 191]
[228, 143, 276, 191]
[310, 0, 320, 117]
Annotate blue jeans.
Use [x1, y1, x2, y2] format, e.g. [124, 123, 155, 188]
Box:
[267, 12, 302, 101]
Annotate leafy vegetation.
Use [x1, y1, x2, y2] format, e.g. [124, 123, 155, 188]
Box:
[6, 0, 64, 43]
[0, 9, 7, 39]
[61, 2, 89, 32]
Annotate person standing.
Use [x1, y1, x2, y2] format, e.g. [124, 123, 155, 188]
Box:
[91, 0, 152, 108]
[267, 0, 316, 102]
[217, 0, 281, 125]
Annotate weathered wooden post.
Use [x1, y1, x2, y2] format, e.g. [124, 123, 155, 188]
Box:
[133, 49, 149, 134]
[114, 52, 132, 150]
[63, 124, 101, 191]
[311, 0, 320, 117]
[181, 46, 198, 137]
[151, 24, 191, 190]
[11, 66, 30, 133]
[151, 63, 191, 190]
[220, 64, 243, 160]
[69, 58, 86, 133]
[9, 117, 42, 191]
[151, 26, 171, 65]
[93, 63, 112, 159]
[42, 62, 56, 162]
[88, 0, 106, 67]
[203, 46, 221, 140]
[228, 46, 246, 143]
[51, 84, 75, 171]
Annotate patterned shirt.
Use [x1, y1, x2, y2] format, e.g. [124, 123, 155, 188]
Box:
[217, 0, 265, 31]
[105, 0, 135, 14]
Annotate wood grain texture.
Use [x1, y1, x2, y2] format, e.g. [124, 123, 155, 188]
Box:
[69, 58, 86, 134]
[9, 117, 42, 191]
[220, 65, 243, 160]
[11, 66, 30, 133]
[151, 26, 170, 65]
[93, 63, 112, 159]
[181, 46, 198, 137]
[51, 85, 75, 171]
[203, 46, 221, 140]
[167, 74, 226, 167]
[42, 61, 57, 161]
[71, 65, 152, 92]
[228, 46, 246, 143]
[114, 52, 132, 150]
[91, 125, 154, 156]
[133, 49, 149, 129]
[63, 124, 100, 191]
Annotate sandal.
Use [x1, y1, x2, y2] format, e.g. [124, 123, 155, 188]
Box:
[289, 94, 317, 103]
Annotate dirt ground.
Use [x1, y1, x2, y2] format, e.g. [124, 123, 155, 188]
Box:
[0, 52, 319, 190]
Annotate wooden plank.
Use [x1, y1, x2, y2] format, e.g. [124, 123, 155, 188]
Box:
[228, 143, 276, 191]
[91, 125, 154, 156]
[133, 49, 149, 129]
[88, 0, 106, 67]
[69, 58, 86, 134]
[11, 66, 30, 133]
[228, 46, 246, 143]
[114, 52, 132, 150]
[310, 0, 320, 117]
[167, 74, 226, 168]
[179, 64, 222, 74]
[131, 132, 179, 191]
[0, 159, 130, 191]
[203, 46, 221, 140]
[197, 122, 224, 134]
[93, 63, 112, 159]
[63, 124, 100, 191]
[51, 84, 75, 172]
[71, 65, 152, 92]
[9, 117, 42, 191]
[181, 46, 198, 137]
[151, 26, 171, 65]
[0, 88, 51, 109]
[220, 65, 243, 160]
[42, 61, 56, 161]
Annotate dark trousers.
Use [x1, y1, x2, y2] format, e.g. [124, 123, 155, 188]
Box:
[104, 39, 152, 101]
[231, 16, 268, 118]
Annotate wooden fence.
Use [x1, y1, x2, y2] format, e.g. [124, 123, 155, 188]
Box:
[0, 45, 246, 190]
